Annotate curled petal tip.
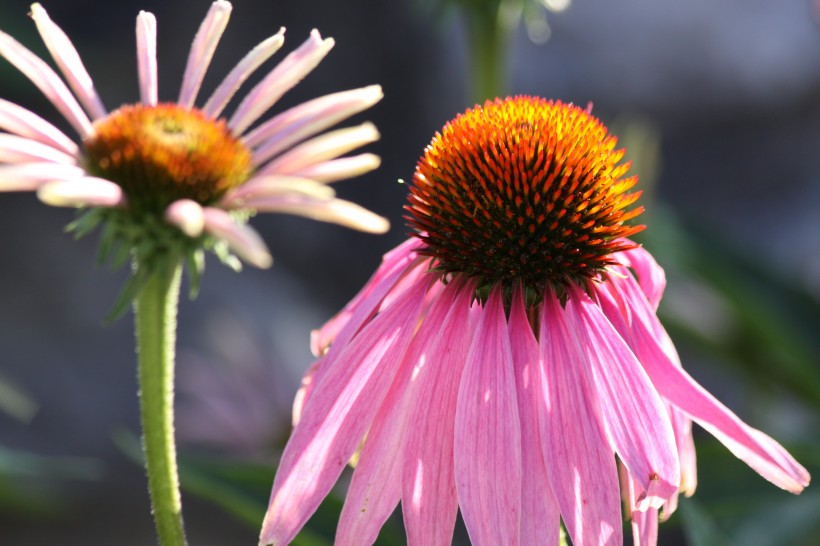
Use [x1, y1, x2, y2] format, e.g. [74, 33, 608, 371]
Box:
[164, 199, 205, 237]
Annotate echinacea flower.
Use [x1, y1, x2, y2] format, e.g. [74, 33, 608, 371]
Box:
[0, 1, 388, 277]
[260, 97, 810, 546]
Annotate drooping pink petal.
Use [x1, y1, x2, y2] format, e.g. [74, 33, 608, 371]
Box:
[631, 507, 659, 546]
[540, 292, 622, 546]
[246, 85, 383, 161]
[0, 98, 78, 155]
[259, 278, 429, 546]
[201, 207, 272, 268]
[336, 280, 459, 546]
[401, 282, 474, 546]
[136, 10, 158, 106]
[202, 31, 285, 119]
[612, 272, 810, 493]
[164, 199, 205, 237]
[662, 404, 697, 519]
[37, 177, 123, 207]
[567, 285, 679, 509]
[178, 0, 232, 109]
[29, 4, 106, 120]
[0, 29, 92, 138]
[0, 162, 83, 191]
[256, 122, 379, 176]
[0, 133, 77, 165]
[229, 29, 334, 135]
[310, 238, 425, 357]
[508, 286, 560, 546]
[454, 287, 522, 546]
[292, 357, 323, 427]
[243, 194, 389, 234]
[615, 241, 666, 311]
[287, 153, 381, 184]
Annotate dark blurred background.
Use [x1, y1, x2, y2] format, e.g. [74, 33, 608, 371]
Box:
[0, 0, 818, 544]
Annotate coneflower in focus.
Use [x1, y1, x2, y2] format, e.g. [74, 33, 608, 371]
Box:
[259, 96, 809, 546]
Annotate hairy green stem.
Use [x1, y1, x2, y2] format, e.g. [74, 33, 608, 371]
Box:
[135, 262, 187, 546]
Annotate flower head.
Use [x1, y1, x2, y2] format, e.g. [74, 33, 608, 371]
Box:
[0, 1, 388, 276]
[260, 97, 810, 546]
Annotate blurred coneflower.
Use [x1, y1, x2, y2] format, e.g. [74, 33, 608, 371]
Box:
[260, 96, 810, 546]
[0, 1, 387, 284]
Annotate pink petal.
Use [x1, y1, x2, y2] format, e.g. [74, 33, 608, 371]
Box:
[0, 133, 77, 164]
[288, 153, 381, 184]
[178, 1, 232, 109]
[222, 175, 335, 206]
[540, 292, 622, 546]
[259, 278, 429, 546]
[0, 29, 92, 138]
[616, 241, 666, 311]
[612, 273, 811, 493]
[0, 162, 83, 191]
[292, 357, 322, 427]
[401, 283, 474, 546]
[164, 199, 205, 237]
[136, 11, 158, 106]
[229, 29, 334, 135]
[310, 237, 425, 357]
[508, 286, 560, 546]
[0, 98, 78, 155]
[37, 177, 123, 207]
[569, 285, 679, 509]
[246, 85, 383, 161]
[256, 122, 379, 176]
[202, 31, 285, 119]
[201, 207, 272, 268]
[337, 280, 460, 546]
[455, 287, 522, 546]
[243, 195, 389, 234]
[30, 3, 106, 120]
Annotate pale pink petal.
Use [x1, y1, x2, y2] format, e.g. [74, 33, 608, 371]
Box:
[402, 283, 474, 546]
[310, 238, 425, 357]
[568, 285, 679, 509]
[336, 280, 459, 546]
[201, 207, 272, 268]
[287, 153, 381, 184]
[164, 199, 205, 237]
[202, 31, 285, 119]
[136, 11, 158, 106]
[0, 30, 92, 137]
[613, 273, 810, 493]
[455, 287, 522, 546]
[631, 503, 658, 546]
[222, 175, 335, 206]
[540, 292, 622, 546]
[0, 98, 78, 155]
[508, 286, 560, 546]
[178, 1, 232, 108]
[259, 279, 429, 546]
[30, 3, 106, 119]
[256, 122, 379, 176]
[0, 133, 76, 164]
[243, 195, 389, 234]
[246, 85, 383, 161]
[37, 177, 123, 207]
[616, 241, 666, 311]
[0, 162, 83, 191]
[662, 404, 697, 520]
[229, 29, 334, 135]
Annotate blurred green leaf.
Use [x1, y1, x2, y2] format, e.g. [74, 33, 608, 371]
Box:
[0, 373, 37, 422]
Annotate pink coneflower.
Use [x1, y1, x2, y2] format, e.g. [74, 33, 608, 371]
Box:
[0, 1, 388, 270]
[260, 97, 810, 546]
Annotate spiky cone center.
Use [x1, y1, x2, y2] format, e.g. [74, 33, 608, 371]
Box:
[83, 103, 252, 215]
[406, 96, 645, 296]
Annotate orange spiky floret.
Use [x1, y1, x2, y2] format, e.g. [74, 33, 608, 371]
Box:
[406, 96, 644, 291]
[84, 103, 252, 214]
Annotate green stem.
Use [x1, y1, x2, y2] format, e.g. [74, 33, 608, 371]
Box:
[465, 1, 509, 103]
[135, 261, 187, 546]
